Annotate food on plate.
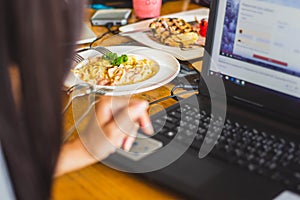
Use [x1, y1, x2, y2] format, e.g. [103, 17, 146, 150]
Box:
[72, 53, 159, 86]
[149, 17, 199, 48]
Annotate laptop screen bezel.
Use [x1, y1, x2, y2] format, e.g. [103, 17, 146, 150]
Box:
[201, 0, 300, 120]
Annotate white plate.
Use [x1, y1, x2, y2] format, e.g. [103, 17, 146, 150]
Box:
[119, 8, 210, 61]
[64, 46, 180, 96]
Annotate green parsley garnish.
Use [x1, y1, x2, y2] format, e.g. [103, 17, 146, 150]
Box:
[102, 52, 118, 61]
[111, 54, 128, 66]
[102, 52, 128, 66]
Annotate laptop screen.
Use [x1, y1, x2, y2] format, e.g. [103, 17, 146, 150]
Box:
[207, 0, 300, 99]
[202, 0, 300, 120]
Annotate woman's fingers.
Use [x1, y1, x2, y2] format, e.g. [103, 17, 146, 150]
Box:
[116, 100, 154, 134]
[103, 100, 153, 151]
[123, 136, 136, 152]
[101, 117, 137, 151]
[94, 96, 154, 151]
[96, 96, 133, 126]
[127, 101, 154, 135]
[137, 108, 154, 135]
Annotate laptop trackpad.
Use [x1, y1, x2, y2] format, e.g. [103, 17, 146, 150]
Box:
[147, 150, 283, 200]
[147, 151, 226, 188]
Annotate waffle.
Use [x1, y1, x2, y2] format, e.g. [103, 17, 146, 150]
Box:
[149, 18, 199, 48]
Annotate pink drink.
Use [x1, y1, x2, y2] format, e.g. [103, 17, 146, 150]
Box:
[133, 0, 162, 19]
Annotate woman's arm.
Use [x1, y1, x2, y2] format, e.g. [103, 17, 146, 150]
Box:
[54, 138, 96, 177]
[54, 96, 153, 177]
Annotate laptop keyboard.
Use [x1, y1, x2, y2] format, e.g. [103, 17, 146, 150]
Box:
[151, 102, 300, 191]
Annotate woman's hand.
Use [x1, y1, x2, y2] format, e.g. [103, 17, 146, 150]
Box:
[54, 96, 153, 177]
[95, 96, 154, 151]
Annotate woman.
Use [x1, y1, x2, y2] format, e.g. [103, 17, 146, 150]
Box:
[0, 0, 153, 199]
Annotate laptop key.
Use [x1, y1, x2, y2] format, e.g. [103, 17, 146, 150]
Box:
[164, 121, 176, 130]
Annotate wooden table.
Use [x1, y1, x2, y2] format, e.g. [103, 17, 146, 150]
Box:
[52, 1, 204, 199]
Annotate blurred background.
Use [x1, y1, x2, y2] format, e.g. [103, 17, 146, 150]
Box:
[90, 0, 210, 8]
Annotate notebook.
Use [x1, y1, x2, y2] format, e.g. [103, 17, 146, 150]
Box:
[105, 0, 300, 199]
[76, 23, 97, 44]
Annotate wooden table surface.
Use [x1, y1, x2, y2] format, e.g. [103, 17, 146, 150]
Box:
[52, 1, 204, 199]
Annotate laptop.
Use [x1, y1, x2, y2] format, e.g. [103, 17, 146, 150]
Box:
[105, 0, 300, 199]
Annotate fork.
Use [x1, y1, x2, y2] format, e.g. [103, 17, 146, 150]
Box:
[93, 46, 112, 55]
[62, 87, 113, 143]
[62, 83, 93, 114]
[73, 53, 84, 63]
[63, 96, 100, 143]
[75, 46, 112, 59]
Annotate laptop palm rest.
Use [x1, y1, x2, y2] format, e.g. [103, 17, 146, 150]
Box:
[142, 149, 283, 200]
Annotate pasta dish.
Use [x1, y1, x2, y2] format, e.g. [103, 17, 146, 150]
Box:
[73, 54, 159, 86]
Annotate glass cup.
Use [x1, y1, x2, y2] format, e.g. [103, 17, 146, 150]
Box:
[132, 0, 162, 19]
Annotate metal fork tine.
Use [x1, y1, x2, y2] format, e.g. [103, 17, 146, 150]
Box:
[74, 53, 84, 63]
[62, 83, 93, 114]
[93, 46, 112, 55]
[74, 55, 80, 63]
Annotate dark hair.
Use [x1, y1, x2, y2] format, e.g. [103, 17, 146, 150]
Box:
[0, 0, 83, 199]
